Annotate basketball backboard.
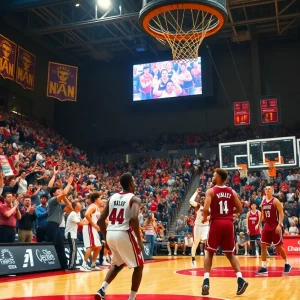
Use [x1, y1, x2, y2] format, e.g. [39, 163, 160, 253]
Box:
[297, 139, 300, 167]
[219, 141, 248, 170]
[247, 136, 297, 169]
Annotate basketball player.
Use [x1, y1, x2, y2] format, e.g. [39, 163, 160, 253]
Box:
[81, 192, 102, 271]
[202, 168, 248, 296]
[189, 188, 209, 267]
[246, 202, 261, 256]
[256, 186, 292, 275]
[95, 173, 144, 300]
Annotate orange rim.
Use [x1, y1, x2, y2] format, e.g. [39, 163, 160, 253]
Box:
[141, 3, 225, 41]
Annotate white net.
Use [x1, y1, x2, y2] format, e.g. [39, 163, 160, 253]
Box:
[148, 9, 218, 61]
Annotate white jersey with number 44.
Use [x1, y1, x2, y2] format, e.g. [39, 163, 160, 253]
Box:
[107, 192, 134, 231]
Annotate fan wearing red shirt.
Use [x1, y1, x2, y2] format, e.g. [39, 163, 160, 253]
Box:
[149, 200, 158, 213]
[232, 171, 241, 185]
[202, 168, 248, 296]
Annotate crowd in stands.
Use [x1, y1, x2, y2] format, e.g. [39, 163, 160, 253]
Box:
[0, 108, 299, 264]
[96, 125, 300, 154]
[0, 109, 194, 265]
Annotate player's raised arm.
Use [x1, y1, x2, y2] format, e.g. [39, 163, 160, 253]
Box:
[130, 196, 143, 250]
[232, 190, 243, 214]
[190, 188, 201, 207]
[99, 199, 110, 240]
[202, 189, 212, 222]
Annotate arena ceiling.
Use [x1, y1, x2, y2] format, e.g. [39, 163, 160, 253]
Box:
[1, 0, 300, 63]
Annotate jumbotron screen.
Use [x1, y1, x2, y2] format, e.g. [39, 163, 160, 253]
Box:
[133, 58, 202, 101]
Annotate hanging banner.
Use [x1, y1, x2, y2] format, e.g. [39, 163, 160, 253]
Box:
[0, 34, 17, 81]
[47, 62, 78, 102]
[234, 101, 250, 126]
[0, 155, 17, 176]
[15, 46, 36, 90]
[260, 98, 278, 124]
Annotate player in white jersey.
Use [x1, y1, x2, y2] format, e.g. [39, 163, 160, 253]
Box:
[81, 192, 102, 271]
[95, 173, 144, 300]
[190, 188, 209, 267]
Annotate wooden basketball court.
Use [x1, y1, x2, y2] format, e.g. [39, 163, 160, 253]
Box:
[2, 255, 300, 300]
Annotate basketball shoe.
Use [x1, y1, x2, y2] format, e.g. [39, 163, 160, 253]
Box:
[201, 278, 210, 295]
[256, 267, 268, 275]
[191, 257, 197, 268]
[283, 264, 292, 274]
[95, 288, 105, 300]
[236, 277, 249, 295]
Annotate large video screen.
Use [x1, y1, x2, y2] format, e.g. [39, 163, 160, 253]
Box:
[133, 58, 202, 101]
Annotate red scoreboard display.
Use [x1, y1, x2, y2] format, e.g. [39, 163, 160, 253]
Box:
[260, 98, 279, 124]
[234, 101, 250, 126]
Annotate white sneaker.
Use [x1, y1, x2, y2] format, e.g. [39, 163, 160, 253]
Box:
[80, 265, 91, 272]
[200, 252, 204, 256]
[91, 265, 102, 271]
[102, 260, 111, 266]
[168, 252, 172, 256]
[256, 251, 259, 256]
[174, 253, 177, 256]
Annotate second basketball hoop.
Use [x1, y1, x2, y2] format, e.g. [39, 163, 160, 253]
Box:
[139, 0, 228, 61]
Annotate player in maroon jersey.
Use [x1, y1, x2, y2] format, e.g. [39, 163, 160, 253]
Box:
[246, 202, 261, 256]
[256, 186, 292, 275]
[202, 168, 248, 296]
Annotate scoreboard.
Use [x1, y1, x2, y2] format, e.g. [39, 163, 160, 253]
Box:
[260, 98, 279, 124]
[234, 102, 250, 126]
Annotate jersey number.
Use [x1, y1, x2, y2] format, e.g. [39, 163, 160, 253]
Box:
[109, 208, 125, 225]
[219, 201, 229, 214]
[265, 210, 270, 218]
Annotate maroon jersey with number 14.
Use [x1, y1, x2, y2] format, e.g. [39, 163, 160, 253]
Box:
[206, 186, 236, 253]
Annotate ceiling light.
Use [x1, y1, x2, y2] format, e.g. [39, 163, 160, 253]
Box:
[97, 0, 112, 10]
[75, 3, 80, 7]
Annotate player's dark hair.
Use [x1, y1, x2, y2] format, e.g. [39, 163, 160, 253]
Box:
[49, 186, 59, 197]
[72, 200, 79, 209]
[215, 168, 228, 182]
[90, 192, 100, 203]
[120, 173, 133, 190]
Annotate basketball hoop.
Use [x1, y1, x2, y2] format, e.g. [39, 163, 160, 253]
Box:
[237, 164, 248, 178]
[139, 0, 228, 61]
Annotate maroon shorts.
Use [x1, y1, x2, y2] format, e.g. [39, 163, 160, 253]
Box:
[206, 219, 235, 253]
[261, 223, 283, 246]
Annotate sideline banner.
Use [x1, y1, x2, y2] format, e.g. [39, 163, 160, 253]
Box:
[0, 34, 17, 81]
[0, 243, 60, 276]
[16, 46, 36, 90]
[47, 62, 78, 102]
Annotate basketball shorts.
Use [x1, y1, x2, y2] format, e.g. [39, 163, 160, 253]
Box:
[249, 234, 261, 241]
[261, 223, 283, 246]
[206, 219, 235, 253]
[193, 224, 209, 243]
[82, 225, 102, 248]
[107, 230, 144, 269]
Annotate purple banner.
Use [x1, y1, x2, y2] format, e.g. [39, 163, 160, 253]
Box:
[16, 46, 36, 90]
[47, 62, 78, 102]
[0, 34, 17, 81]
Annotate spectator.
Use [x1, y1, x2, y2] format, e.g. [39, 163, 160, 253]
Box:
[288, 220, 299, 235]
[143, 213, 157, 259]
[16, 171, 28, 195]
[65, 200, 89, 270]
[46, 173, 73, 270]
[18, 195, 36, 242]
[35, 194, 48, 242]
[167, 232, 180, 256]
[236, 232, 249, 255]
[0, 193, 21, 243]
[183, 232, 193, 255]
[176, 215, 188, 234]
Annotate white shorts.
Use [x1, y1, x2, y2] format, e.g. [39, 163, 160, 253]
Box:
[82, 225, 102, 248]
[193, 224, 209, 243]
[107, 230, 144, 269]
